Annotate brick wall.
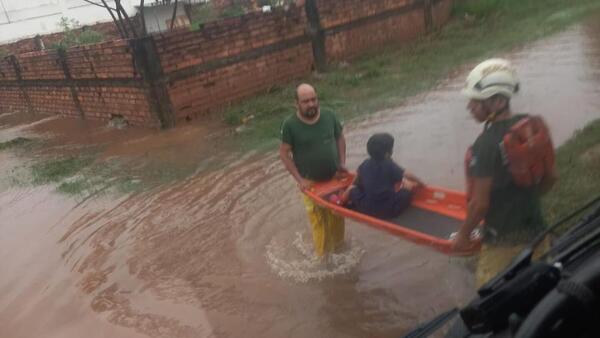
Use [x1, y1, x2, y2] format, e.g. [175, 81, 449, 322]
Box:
[76, 86, 153, 125]
[0, 57, 17, 80]
[18, 51, 65, 80]
[0, 39, 161, 128]
[27, 87, 78, 117]
[155, 7, 313, 122]
[320, 0, 429, 61]
[0, 0, 454, 128]
[0, 87, 24, 115]
[65, 40, 137, 79]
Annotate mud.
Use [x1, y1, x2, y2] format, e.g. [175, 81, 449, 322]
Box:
[1, 17, 600, 338]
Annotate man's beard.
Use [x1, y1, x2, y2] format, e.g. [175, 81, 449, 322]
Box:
[302, 107, 318, 119]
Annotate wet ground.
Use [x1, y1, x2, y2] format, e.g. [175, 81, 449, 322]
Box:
[1, 17, 600, 338]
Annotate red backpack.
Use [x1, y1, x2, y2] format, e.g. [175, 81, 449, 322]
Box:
[465, 116, 555, 200]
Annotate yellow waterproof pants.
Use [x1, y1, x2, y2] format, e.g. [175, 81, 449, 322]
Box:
[476, 237, 551, 288]
[476, 244, 524, 288]
[302, 195, 345, 257]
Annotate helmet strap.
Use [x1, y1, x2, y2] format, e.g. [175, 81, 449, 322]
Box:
[484, 113, 496, 130]
[483, 98, 509, 129]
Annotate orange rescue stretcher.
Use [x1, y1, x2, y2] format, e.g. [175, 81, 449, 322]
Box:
[303, 173, 481, 256]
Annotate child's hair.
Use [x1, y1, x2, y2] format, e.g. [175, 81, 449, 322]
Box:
[367, 133, 394, 161]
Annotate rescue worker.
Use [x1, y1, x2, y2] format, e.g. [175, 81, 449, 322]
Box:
[452, 58, 558, 286]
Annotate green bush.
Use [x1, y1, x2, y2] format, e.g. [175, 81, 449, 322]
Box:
[219, 3, 246, 18]
[256, 0, 296, 7]
[52, 17, 104, 50]
[78, 29, 104, 45]
[190, 3, 217, 30]
[190, 1, 248, 31]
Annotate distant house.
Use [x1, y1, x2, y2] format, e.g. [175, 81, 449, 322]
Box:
[139, 1, 195, 34]
[0, 0, 137, 44]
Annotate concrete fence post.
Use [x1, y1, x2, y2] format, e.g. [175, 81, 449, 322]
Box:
[305, 0, 327, 72]
[131, 37, 175, 129]
[57, 48, 85, 119]
[424, 0, 434, 32]
[8, 55, 34, 115]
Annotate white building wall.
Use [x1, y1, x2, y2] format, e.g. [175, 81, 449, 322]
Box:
[143, 3, 189, 34]
[0, 0, 137, 44]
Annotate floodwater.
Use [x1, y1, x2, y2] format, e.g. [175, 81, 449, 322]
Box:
[1, 18, 600, 338]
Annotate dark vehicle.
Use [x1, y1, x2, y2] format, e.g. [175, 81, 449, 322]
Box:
[404, 196, 600, 338]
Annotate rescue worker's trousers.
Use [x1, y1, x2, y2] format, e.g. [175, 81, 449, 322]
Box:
[476, 237, 551, 288]
[302, 194, 345, 257]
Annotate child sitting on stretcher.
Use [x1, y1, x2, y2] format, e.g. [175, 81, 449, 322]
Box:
[341, 133, 425, 219]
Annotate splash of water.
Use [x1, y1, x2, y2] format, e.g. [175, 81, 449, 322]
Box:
[265, 232, 365, 283]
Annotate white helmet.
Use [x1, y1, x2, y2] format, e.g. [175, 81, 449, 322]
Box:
[462, 58, 519, 100]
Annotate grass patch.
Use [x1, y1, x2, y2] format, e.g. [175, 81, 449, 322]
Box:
[0, 137, 31, 151]
[18, 149, 192, 196]
[54, 166, 143, 196]
[222, 0, 600, 151]
[114, 176, 143, 194]
[57, 178, 89, 195]
[543, 119, 600, 227]
[31, 155, 95, 185]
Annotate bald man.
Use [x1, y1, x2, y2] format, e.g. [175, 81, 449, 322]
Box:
[279, 83, 346, 257]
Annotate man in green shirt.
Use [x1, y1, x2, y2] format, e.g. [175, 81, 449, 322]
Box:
[279, 83, 347, 257]
[452, 59, 557, 286]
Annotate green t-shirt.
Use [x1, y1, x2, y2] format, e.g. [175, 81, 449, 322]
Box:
[280, 109, 342, 181]
[468, 114, 545, 244]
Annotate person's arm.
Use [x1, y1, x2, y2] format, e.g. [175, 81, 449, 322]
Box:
[279, 143, 311, 191]
[404, 171, 425, 187]
[340, 174, 358, 204]
[336, 131, 347, 172]
[453, 177, 493, 251]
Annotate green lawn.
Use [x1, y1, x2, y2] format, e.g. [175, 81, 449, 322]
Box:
[543, 119, 600, 228]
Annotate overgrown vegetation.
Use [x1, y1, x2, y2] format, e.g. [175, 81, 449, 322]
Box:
[190, 1, 249, 30]
[220, 3, 247, 18]
[52, 17, 104, 50]
[222, 0, 600, 151]
[543, 119, 600, 227]
[256, 0, 296, 8]
[190, 0, 298, 30]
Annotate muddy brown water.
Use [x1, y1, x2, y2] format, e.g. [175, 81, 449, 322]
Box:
[1, 18, 600, 338]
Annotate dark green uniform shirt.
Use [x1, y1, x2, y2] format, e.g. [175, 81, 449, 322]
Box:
[281, 109, 342, 181]
[469, 114, 545, 244]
